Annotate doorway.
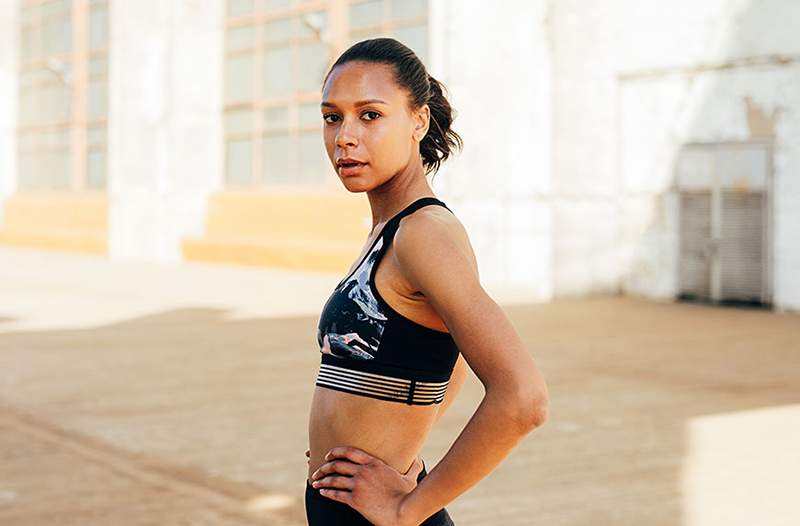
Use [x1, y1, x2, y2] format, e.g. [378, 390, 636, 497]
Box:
[675, 141, 773, 307]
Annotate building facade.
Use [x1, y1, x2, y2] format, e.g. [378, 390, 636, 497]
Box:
[1, 0, 798, 311]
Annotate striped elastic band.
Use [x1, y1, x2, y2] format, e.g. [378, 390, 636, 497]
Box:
[315, 362, 449, 405]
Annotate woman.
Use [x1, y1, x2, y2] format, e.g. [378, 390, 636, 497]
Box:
[305, 38, 549, 526]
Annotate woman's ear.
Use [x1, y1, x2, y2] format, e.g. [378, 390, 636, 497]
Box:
[413, 104, 430, 141]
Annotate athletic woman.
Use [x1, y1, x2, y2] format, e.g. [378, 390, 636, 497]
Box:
[305, 38, 549, 526]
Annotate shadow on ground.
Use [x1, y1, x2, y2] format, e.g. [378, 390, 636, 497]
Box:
[0, 296, 798, 525]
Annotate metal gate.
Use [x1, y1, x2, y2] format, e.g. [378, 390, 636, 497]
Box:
[675, 142, 772, 306]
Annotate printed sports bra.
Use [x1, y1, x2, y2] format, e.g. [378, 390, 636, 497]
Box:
[315, 196, 461, 405]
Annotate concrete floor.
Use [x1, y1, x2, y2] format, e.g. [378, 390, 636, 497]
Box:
[1, 246, 798, 525]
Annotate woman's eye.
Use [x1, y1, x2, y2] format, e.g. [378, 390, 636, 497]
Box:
[322, 111, 380, 124]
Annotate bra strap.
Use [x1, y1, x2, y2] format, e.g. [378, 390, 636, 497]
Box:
[381, 196, 451, 241]
[367, 196, 452, 279]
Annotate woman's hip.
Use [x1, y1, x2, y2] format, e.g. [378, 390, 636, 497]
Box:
[304, 458, 455, 526]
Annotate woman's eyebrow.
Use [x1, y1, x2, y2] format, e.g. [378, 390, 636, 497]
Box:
[320, 98, 388, 108]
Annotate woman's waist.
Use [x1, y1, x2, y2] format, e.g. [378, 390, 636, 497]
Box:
[308, 386, 437, 479]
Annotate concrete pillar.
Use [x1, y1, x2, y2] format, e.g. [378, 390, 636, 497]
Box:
[0, 1, 19, 218]
[108, 0, 224, 263]
[430, 0, 553, 303]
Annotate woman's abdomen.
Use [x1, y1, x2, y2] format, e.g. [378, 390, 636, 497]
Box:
[307, 385, 440, 481]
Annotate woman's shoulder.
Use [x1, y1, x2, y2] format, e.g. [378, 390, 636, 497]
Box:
[393, 204, 479, 283]
[397, 204, 469, 247]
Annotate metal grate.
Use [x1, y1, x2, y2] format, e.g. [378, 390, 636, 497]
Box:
[679, 191, 712, 299]
[719, 190, 765, 302]
[675, 142, 771, 306]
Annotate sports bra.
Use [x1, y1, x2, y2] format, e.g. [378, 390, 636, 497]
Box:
[314, 196, 461, 405]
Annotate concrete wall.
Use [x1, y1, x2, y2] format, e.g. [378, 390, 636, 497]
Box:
[0, 0, 18, 219]
[3, 0, 797, 310]
[431, 0, 553, 303]
[549, 0, 800, 311]
[108, 0, 224, 263]
[547, 1, 621, 296]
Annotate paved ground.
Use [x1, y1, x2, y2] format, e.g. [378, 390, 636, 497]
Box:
[1, 246, 798, 525]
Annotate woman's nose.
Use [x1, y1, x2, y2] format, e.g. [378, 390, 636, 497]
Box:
[336, 132, 357, 149]
[335, 117, 358, 148]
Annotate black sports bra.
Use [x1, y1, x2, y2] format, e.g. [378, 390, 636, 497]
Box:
[314, 196, 460, 405]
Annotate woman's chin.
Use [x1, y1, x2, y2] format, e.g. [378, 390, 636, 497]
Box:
[340, 176, 374, 192]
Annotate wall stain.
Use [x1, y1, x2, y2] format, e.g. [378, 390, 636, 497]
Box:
[743, 96, 782, 138]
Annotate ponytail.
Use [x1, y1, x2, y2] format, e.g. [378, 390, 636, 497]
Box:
[420, 73, 463, 179]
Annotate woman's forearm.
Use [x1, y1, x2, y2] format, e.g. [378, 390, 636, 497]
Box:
[400, 388, 546, 524]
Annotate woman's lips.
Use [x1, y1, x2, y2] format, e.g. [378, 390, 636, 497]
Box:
[338, 162, 367, 175]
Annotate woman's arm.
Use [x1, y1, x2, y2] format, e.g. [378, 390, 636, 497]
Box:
[393, 210, 550, 525]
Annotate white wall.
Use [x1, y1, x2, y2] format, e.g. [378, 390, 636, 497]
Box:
[549, 0, 800, 311]
[0, 0, 18, 219]
[431, 0, 553, 304]
[547, 1, 622, 296]
[108, 0, 224, 263]
[5, 0, 796, 310]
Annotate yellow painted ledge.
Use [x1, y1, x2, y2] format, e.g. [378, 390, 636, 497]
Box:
[0, 192, 107, 255]
[182, 190, 371, 273]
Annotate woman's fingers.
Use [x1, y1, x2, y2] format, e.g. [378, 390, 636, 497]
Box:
[324, 446, 375, 465]
[403, 455, 424, 477]
[316, 487, 353, 505]
[311, 459, 361, 481]
[312, 473, 356, 492]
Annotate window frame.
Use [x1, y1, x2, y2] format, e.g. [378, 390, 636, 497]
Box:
[222, 0, 429, 191]
[17, 0, 110, 192]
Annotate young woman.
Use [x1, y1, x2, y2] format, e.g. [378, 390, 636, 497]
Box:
[305, 38, 549, 526]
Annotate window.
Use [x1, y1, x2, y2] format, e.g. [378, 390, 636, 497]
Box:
[348, 0, 428, 64]
[17, 0, 110, 192]
[223, 1, 331, 188]
[222, 0, 429, 189]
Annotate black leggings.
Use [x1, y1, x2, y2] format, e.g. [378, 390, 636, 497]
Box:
[305, 458, 455, 525]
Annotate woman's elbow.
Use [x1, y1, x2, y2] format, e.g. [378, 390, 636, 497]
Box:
[484, 370, 549, 431]
[511, 390, 549, 432]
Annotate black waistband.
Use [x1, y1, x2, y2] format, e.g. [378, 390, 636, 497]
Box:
[317, 356, 449, 405]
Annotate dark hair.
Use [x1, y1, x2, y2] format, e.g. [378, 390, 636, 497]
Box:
[322, 37, 463, 179]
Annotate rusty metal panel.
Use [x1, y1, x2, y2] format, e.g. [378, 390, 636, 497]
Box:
[715, 145, 768, 191]
[719, 190, 766, 302]
[676, 149, 715, 191]
[679, 191, 712, 299]
[676, 141, 772, 306]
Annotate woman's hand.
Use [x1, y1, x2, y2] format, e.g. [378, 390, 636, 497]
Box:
[309, 446, 425, 526]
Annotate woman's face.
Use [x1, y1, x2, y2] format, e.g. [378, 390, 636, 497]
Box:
[320, 61, 428, 192]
